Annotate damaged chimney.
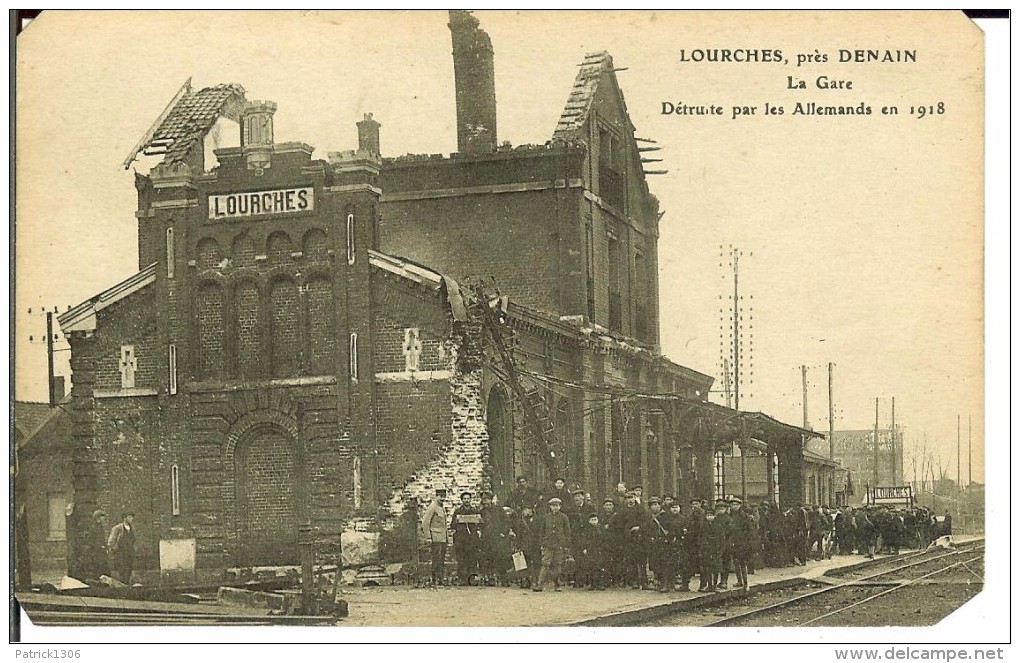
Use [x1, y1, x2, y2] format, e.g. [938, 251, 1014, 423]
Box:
[357, 113, 381, 156]
[241, 100, 277, 172]
[449, 10, 497, 154]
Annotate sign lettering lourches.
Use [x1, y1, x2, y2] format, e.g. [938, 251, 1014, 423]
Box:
[208, 187, 314, 220]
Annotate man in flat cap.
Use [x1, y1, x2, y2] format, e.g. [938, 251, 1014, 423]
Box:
[646, 497, 675, 592]
[420, 488, 449, 586]
[534, 497, 572, 592]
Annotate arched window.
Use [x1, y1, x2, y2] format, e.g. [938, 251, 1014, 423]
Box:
[305, 276, 335, 370]
[349, 332, 359, 381]
[303, 228, 329, 262]
[196, 282, 225, 379]
[233, 280, 262, 378]
[171, 463, 181, 516]
[269, 277, 300, 377]
[266, 231, 293, 264]
[196, 237, 223, 271]
[166, 227, 175, 278]
[168, 344, 178, 395]
[346, 212, 356, 265]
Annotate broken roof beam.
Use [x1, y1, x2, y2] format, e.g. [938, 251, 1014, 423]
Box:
[634, 137, 658, 144]
[643, 169, 669, 175]
[122, 77, 193, 170]
[637, 146, 662, 152]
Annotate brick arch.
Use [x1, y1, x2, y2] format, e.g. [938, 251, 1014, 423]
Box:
[302, 227, 329, 262]
[266, 230, 293, 264]
[485, 383, 515, 499]
[196, 237, 224, 270]
[222, 409, 306, 566]
[231, 233, 257, 268]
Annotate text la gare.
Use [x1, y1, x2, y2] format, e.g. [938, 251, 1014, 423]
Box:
[788, 75, 853, 90]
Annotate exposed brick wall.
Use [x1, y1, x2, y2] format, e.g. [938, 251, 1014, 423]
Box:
[386, 368, 488, 519]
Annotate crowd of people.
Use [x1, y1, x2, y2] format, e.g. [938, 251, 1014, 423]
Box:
[418, 476, 953, 593]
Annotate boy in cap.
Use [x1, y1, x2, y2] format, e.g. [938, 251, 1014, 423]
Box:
[575, 512, 606, 589]
[534, 497, 572, 592]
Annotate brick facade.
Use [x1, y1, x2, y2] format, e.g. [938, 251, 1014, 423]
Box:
[58, 13, 719, 576]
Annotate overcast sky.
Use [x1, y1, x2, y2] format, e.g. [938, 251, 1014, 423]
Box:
[15, 10, 985, 483]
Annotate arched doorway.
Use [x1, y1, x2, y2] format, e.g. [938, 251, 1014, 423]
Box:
[486, 386, 513, 499]
[234, 425, 301, 565]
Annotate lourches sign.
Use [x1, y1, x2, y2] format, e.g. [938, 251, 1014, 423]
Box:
[208, 187, 314, 220]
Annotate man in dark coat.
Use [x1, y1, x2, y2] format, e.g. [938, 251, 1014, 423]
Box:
[479, 492, 511, 585]
[699, 501, 728, 592]
[82, 509, 110, 581]
[942, 511, 953, 537]
[712, 499, 733, 588]
[646, 498, 675, 592]
[452, 491, 482, 585]
[107, 512, 136, 585]
[615, 491, 650, 589]
[507, 476, 540, 513]
[727, 497, 754, 589]
[686, 498, 705, 590]
[534, 497, 572, 592]
[600, 498, 624, 587]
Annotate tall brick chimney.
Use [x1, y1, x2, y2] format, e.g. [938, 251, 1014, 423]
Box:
[449, 10, 497, 154]
[357, 113, 381, 156]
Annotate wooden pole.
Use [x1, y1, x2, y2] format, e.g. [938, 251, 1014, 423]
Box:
[873, 398, 879, 488]
[968, 415, 972, 487]
[891, 396, 896, 484]
[732, 249, 740, 411]
[828, 363, 834, 460]
[801, 365, 808, 429]
[46, 311, 56, 406]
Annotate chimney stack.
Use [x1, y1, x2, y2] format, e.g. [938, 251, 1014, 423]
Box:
[357, 113, 381, 156]
[241, 100, 277, 172]
[449, 10, 497, 154]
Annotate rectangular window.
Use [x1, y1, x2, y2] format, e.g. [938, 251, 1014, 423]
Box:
[171, 463, 181, 516]
[47, 492, 69, 541]
[120, 345, 137, 389]
[168, 344, 178, 395]
[166, 227, 175, 278]
[349, 332, 358, 380]
[347, 212, 356, 265]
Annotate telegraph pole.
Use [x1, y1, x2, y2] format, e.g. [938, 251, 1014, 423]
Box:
[957, 414, 961, 490]
[873, 398, 879, 488]
[801, 365, 808, 429]
[891, 396, 896, 484]
[968, 415, 972, 487]
[732, 248, 740, 411]
[827, 363, 835, 460]
[46, 311, 56, 406]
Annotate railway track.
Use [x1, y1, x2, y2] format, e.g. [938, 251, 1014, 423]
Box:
[707, 542, 984, 627]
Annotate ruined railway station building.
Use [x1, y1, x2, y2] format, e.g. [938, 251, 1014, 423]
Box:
[58, 12, 811, 573]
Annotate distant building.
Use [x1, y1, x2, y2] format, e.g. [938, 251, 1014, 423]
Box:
[821, 429, 903, 491]
[14, 400, 74, 581]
